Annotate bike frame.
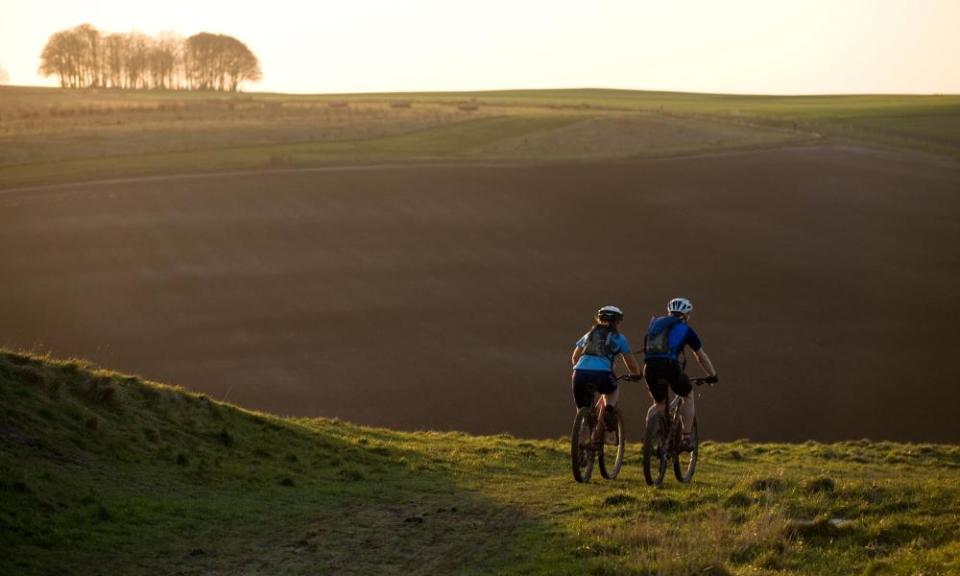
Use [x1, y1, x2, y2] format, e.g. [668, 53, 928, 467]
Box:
[642, 375, 714, 486]
[659, 378, 711, 453]
[571, 374, 631, 483]
[597, 374, 633, 423]
[588, 374, 630, 446]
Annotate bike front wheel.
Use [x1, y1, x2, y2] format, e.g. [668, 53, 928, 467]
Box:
[642, 411, 668, 487]
[673, 418, 699, 483]
[598, 407, 625, 480]
[571, 407, 596, 483]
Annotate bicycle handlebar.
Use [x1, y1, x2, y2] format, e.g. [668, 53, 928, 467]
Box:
[691, 376, 719, 387]
[613, 374, 718, 386]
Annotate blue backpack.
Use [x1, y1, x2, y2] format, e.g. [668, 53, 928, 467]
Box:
[644, 316, 683, 360]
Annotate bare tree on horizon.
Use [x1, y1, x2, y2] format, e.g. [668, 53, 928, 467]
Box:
[0, 65, 9, 84]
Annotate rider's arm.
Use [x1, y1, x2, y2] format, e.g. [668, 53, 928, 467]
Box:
[620, 353, 642, 376]
[571, 345, 585, 365]
[692, 348, 718, 377]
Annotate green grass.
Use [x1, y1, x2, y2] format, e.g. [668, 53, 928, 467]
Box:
[2, 350, 959, 575]
[195, 88, 960, 156]
[0, 113, 805, 189]
[2, 86, 957, 189]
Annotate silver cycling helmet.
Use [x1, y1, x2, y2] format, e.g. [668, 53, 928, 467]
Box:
[666, 297, 693, 315]
[596, 305, 624, 322]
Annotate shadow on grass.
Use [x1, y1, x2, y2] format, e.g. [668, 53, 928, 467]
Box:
[0, 350, 549, 576]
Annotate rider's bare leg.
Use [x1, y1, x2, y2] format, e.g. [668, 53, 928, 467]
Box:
[681, 393, 695, 434]
[591, 394, 609, 444]
[597, 389, 620, 437]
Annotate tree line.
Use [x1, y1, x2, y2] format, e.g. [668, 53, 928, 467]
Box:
[39, 24, 261, 92]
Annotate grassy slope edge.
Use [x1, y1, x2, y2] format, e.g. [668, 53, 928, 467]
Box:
[1, 350, 958, 576]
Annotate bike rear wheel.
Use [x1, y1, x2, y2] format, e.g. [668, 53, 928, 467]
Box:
[598, 407, 625, 480]
[642, 411, 668, 487]
[673, 418, 699, 483]
[571, 407, 596, 483]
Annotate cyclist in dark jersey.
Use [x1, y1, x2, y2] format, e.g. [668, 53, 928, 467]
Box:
[643, 297, 719, 450]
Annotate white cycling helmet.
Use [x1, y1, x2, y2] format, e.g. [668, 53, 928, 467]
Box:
[596, 305, 624, 322]
[666, 297, 693, 315]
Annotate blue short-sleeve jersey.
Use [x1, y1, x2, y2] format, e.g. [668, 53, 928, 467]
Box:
[645, 316, 702, 360]
[573, 331, 631, 372]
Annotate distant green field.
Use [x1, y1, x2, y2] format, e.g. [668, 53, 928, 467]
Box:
[0, 86, 957, 188]
[3, 350, 959, 575]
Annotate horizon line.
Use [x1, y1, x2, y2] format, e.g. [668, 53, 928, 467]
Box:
[1, 83, 958, 99]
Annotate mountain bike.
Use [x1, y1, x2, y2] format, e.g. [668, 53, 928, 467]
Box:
[642, 377, 714, 487]
[571, 375, 631, 483]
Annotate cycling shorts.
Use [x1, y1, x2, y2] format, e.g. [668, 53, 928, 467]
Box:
[572, 369, 618, 408]
[643, 358, 692, 403]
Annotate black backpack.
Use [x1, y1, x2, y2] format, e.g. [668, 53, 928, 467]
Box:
[583, 325, 620, 359]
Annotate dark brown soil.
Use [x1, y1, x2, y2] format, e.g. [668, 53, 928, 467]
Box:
[2, 145, 958, 441]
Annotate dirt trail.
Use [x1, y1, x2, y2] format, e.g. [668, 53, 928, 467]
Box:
[2, 145, 958, 441]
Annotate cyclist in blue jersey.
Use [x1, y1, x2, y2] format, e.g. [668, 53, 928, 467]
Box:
[643, 297, 719, 451]
[571, 305, 643, 414]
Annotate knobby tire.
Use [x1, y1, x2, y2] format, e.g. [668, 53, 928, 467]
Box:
[642, 411, 668, 487]
[598, 407, 625, 480]
[673, 418, 699, 482]
[571, 407, 595, 483]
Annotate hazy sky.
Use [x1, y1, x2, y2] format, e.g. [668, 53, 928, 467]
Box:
[2, 0, 958, 94]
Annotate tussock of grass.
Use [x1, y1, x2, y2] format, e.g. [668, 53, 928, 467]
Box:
[2, 349, 959, 575]
[748, 474, 785, 493]
[803, 476, 836, 494]
[602, 493, 638, 508]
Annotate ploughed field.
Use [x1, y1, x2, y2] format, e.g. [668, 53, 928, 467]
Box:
[2, 144, 958, 442]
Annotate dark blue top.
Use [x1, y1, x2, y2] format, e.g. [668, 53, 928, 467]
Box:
[645, 316, 702, 360]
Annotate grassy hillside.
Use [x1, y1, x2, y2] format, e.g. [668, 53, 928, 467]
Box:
[2, 350, 959, 576]
[1, 86, 957, 189]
